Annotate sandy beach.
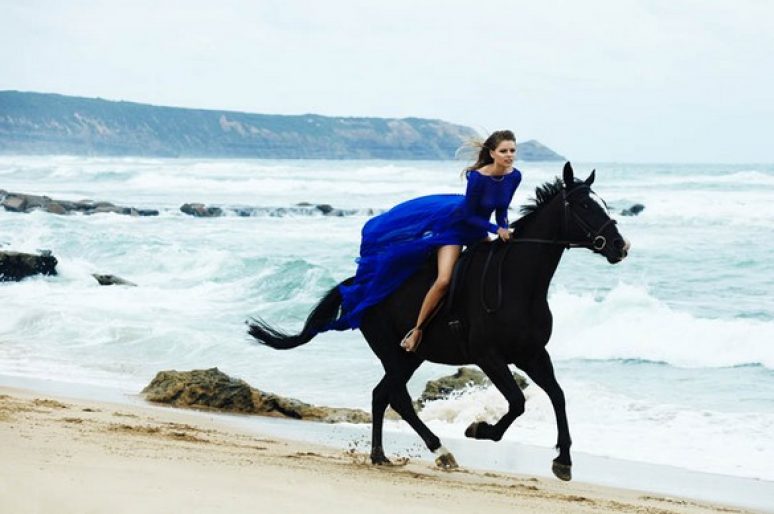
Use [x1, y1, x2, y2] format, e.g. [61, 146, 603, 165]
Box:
[0, 386, 760, 514]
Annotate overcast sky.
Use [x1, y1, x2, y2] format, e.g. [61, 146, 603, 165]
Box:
[2, 0, 773, 162]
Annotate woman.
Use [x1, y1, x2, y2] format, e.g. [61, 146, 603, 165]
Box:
[328, 130, 521, 352]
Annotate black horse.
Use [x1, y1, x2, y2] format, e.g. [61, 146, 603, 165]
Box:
[248, 162, 629, 481]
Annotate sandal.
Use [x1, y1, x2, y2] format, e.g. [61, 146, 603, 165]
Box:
[400, 328, 423, 352]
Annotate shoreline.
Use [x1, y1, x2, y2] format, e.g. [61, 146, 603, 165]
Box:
[0, 376, 771, 513]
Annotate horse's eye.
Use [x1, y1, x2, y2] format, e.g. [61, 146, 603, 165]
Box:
[582, 202, 589, 209]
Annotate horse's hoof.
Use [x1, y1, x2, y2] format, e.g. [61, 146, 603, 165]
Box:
[371, 455, 392, 465]
[433, 447, 459, 470]
[465, 421, 498, 440]
[370, 447, 392, 466]
[552, 460, 572, 481]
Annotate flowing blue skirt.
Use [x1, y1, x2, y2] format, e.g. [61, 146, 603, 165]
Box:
[326, 194, 487, 331]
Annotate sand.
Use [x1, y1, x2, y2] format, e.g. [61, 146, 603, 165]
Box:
[0, 386, 757, 514]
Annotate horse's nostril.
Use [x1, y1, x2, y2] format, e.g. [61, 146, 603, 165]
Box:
[613, 239, 624, 249]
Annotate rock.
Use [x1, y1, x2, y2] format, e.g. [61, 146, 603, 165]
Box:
[46, 202, 68, 215]
[233, 207, 253, 217]
[1, 193, 53, 212]
[89, 204, 120, 214]
[620, 203, 645, 216]
[73, 200, 96, 212]
[417, 367, 528, 407]
[196, 204, 378, 218]
[92, 274, 137, 286]
[143, 368, 255, 412]
[1, 195, 27, 212]
[250, 391, 371, 424]
[55, 200, 79, 211]
[0, 250, 58, 282]
[180, 203, 224, 217]
[0, 190, 157, 216]
[142, 368, 371, 424]
[22, 194, 52, 210]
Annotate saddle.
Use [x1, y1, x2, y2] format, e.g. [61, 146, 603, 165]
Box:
[443, 239, 504, 337]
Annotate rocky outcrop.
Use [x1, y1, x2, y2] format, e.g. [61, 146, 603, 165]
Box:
[92, 274, 137, 286]
[0, 250, 57, 281]
[1, 189, 376, 219]
[0, 190, 158, 216]
[229, 203, 374, 217]
[142, 368, 371, 424]
[180, 203, 224, 217]
[180, 202, 378, 218]
[417, 367, 528, 407]
[620, 203, 645, 216]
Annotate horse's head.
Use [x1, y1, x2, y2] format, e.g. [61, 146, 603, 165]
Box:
[562, 162, 630, 264]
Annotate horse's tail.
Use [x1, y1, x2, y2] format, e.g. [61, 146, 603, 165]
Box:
[246, 279, 349, 350]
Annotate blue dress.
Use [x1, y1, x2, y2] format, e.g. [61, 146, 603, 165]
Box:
[327, 169, 522, 331]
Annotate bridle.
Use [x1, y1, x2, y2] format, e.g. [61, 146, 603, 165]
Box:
[511, 184, 617, 252]
[480, 184, 618, 314]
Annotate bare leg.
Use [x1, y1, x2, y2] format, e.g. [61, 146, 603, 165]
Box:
[402, 244, 461, 352]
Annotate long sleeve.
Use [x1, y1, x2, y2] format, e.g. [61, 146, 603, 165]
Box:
[495, 206, 509, 229]
[495, 172, 521, 229]
[462, 173, 499, 234]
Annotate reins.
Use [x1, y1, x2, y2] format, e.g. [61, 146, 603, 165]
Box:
[480, 242, 511, 314]
[480, 185, 616, 314]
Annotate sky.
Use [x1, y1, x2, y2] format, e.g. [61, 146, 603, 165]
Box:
[2, 0, 773, 162]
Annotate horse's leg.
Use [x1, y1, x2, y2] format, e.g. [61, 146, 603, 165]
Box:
[466, 353, 526, 442]
[361, 318, 421, 466]
[522, 348, 573, 481]
[385, 362, 458, 469]
[370, 376, 391, 464]
[360, 287, 456, 468]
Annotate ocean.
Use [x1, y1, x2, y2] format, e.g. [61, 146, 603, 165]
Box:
[1, 155, 772, 482]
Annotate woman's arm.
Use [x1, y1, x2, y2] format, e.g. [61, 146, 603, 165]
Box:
[495, 206, 509, 229]
[462, 173, 499, 234]
[496, 172, 522, 231]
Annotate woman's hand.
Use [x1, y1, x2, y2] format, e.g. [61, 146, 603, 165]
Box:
[497, 227, 511, 241]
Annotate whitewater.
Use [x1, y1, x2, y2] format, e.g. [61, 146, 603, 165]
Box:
[0, 155, 772, 482]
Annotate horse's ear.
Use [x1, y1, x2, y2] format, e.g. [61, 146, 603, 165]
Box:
[585, 169, 596, 186]
[563, 161, 574, 187]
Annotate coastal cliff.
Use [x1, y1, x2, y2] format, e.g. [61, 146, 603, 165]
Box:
[0, 91, 564, 161]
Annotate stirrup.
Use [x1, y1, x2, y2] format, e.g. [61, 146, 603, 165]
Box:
[400, 328, 422, 352]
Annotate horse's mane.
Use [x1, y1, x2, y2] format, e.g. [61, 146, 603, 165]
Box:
[510, 177, 564, 230]
[519, 178, 564, 216]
